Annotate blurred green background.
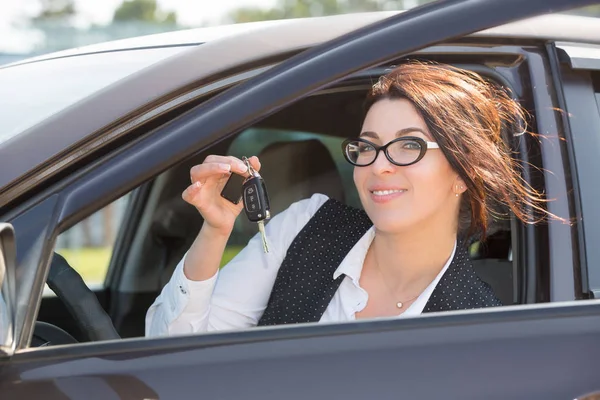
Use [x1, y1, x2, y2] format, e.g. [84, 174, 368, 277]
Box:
[58, 246, 244, 285]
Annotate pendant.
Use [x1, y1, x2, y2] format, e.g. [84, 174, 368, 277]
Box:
[396, 302, 403, 308]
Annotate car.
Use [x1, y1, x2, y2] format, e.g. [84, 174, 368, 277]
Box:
[1, 0, 600, 398]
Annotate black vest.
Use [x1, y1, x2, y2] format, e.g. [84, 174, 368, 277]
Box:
[257, 198, 502, 326]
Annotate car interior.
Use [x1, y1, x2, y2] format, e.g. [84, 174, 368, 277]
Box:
[35, 58, 516, 346]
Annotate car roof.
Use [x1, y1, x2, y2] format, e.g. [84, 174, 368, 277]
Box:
[1, 11, 599, 207]
[5, 12, 600, 68]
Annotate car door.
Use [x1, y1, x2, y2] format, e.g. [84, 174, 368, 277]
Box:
[2, 0, 600, 399]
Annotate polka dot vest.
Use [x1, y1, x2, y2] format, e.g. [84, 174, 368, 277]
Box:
[257, 199, 502, 326]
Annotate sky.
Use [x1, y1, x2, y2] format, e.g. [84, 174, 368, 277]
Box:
[0, 0, 278, 53]
[1, 0, 279, 26]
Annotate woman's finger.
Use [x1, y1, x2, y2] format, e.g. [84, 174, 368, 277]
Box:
[190, 162, 233, 183]
[202, 170, 234, 193]
[204, 155, 248, 175]
[182, 181, 203, 206]
[248, 156, 261, 172]
[183, 178, 227, 209]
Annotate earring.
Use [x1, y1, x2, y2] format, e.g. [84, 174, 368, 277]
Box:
[455, 184, 464, 197]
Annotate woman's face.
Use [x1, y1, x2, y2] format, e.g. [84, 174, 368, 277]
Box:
[353, 98, 465, 234]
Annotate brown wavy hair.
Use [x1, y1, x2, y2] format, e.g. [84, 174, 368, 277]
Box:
[365, 60, 563, 241]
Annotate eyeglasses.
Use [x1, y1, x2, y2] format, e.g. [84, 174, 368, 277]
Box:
[342, 137, 440, 167]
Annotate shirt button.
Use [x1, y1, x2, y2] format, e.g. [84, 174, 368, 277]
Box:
[179, 285, 187, 295]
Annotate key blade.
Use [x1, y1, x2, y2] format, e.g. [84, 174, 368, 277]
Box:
[258, 221, 269, 253]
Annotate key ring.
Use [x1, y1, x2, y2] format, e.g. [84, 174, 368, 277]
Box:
[241, 156, 257, 177]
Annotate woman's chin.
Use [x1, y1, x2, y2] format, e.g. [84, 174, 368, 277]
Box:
[367, 213, 414, 234]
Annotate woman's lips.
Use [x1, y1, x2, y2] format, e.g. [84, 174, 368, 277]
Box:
[369, 189, 407, 203]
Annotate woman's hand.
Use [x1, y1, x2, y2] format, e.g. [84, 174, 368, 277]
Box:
[182, 155, 261, 237]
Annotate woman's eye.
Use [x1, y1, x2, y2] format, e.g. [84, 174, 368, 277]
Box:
[358, 144, 375, 152]
[402, 141, 421, 150]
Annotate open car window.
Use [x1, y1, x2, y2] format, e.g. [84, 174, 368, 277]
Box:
[36, 61, 522, 346]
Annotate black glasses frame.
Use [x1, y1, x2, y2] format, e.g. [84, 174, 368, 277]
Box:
[341, 137, 440, 167]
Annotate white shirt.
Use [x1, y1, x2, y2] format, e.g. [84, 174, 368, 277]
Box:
[145, 193, 455, 337]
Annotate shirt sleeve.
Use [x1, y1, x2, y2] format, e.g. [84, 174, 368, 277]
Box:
[145, 193, 329, 337]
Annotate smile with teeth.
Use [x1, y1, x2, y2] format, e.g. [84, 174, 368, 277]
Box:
[371, 189, 406, 195]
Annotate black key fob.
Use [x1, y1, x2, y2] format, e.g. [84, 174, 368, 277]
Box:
[242, 175, 271, 222]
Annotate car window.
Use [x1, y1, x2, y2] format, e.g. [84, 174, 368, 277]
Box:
[0, 47, 189, 147]
[31, 64, 519, 349]
[44, 193, 131, 295]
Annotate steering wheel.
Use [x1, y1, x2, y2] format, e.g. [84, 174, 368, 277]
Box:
[39, 252, 121, 344]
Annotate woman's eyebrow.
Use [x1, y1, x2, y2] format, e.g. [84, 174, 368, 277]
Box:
[359, 131, 378, 139]
[359, 128, 429, 139]
[396, 127, 429, 137]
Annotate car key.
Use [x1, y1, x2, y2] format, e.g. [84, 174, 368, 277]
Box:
[241, 157, 271, 253]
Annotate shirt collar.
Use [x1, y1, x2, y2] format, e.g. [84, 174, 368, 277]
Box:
[332, 228, 458, 286]
[333, 226, 376, 282]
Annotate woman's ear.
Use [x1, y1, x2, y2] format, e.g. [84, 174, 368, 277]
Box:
[453, 176, 467, 196]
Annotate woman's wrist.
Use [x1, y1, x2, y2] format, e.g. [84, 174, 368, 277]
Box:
[183, 224, 231, 281]
[199, 222, 233, 241]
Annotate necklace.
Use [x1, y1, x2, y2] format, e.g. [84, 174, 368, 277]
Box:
[373, 255, 422, 309]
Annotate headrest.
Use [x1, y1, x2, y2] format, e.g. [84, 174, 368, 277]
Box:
[152, 196, 203, 242]
[257, 139, 345, 215]
[233, 139, 345, 240]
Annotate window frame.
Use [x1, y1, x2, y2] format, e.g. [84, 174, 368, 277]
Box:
[5, 51, 555, 351]
[10, 54, 540, 349]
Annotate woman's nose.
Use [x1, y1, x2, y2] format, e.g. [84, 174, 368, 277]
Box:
[370, 150, 396, 174]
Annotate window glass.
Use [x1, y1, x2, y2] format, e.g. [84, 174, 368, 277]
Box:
[44, 193, 131, 295]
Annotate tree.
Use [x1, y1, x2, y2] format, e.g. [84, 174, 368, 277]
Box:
[32, 0, 76, 21]
[113, 0, 177, 25]
[227, 0, 432, 23]
[568, 5, 600, 17]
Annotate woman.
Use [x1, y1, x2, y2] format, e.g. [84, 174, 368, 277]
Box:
[146, 61, 556, 336]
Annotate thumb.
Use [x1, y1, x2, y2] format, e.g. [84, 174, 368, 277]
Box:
[248, 156, 261, 173]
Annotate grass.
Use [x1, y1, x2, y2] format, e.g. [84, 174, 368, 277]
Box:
[221, 246, 244, 267]
[57, 247, 113, 285]
[57, 245, 246, 285]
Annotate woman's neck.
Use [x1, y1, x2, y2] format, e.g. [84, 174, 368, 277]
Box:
[370, 224, 457, 294]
